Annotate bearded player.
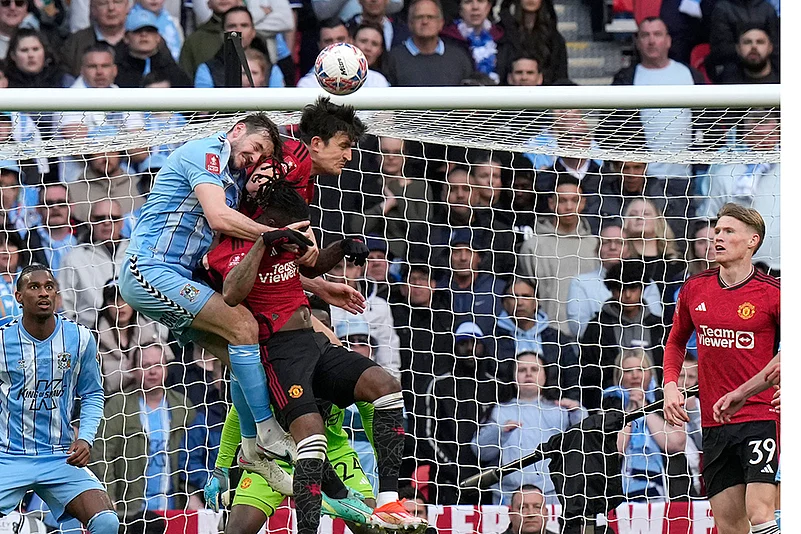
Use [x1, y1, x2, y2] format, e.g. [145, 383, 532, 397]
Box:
[663, 203, 780, 534]
[206, 180, 426, 534]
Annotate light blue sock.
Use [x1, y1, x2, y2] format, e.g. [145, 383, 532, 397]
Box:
[230, 375, 257, 439]
[775, 510, 781, 530]
[228, 344, 274, 423]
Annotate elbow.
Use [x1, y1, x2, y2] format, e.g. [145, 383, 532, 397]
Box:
[206, 210, 227, 233]
[222, 287, 243, 307]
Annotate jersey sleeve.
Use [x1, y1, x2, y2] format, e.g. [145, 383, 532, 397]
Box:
[76, 332, 104, 445]
[663, 282, 696, 385]
[182, 141, 227, 190]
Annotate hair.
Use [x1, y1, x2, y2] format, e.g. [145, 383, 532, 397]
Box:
[351, 21, 386, 70]
[81, 43, 116, 63]
[319, 17, 347, 31]
[686, 218, 715, 275]
[552, 175, 581, 194]
[461, 72, 498, 86]
[16, 263, 52, 291]
[716, 202, 766, 253]
[622, 197, 680, 259]
[408, 264, 431, 279]
[99, 279, 140, 329]
[255, 178, 311, 225]
[244, 48, 269, 78]
[510, 484, 545, 509]
[604, 259, 648, 292]
[409, 0, 443, 19]
[511, 54, 541, 70]
[504, 276, 538, 299]
[637, 16, 669, 35]
[613, 347, 654, 387]
[39, 182, 67, 203]
[233, 113, 283, 163]
[398, 485, 428, 503]
[299, 96, 366, 145]
[8, 28, 50, 66]
[222, 5, 252, 25]
[503, 0, 558, 76]
[141, 70, 171, 87]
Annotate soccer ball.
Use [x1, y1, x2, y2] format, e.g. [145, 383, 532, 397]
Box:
[314, 43, 369, 96]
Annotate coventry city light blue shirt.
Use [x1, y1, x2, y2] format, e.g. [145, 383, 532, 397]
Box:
[126, 132, 246, 277]
[0, 315, 104, 455]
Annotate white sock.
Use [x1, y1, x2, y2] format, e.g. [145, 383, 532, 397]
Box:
[751, 519, 780, 534]
[256, 417, 284, 443]
[241, 437, 258, 460]
[377, 491, 399, 507]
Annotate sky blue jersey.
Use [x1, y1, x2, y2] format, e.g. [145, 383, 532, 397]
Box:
[126, 132, 247, 277]
[0, 315, 103, 456]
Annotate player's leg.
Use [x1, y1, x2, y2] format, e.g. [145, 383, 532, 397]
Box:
[63, 490, 118, 534]
[745, 483, 779, 533]
[709, 486, 750, 534]
[738, 421, 780, 533]
[0, 455, 35, 522]
[226, 472, 285, 534]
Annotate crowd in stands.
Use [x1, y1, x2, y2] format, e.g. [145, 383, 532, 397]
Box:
[0, 0, 781, 527]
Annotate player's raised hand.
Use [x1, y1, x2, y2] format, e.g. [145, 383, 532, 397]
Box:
[315, 279, 366, 314]
[204, 467, 230, 512]
[712, 389, 747, 424]
[66, 439, 92, 467]
[342, 238, 370, 266]
[289, 222, 320, 267]
[663, 382, 690, 427]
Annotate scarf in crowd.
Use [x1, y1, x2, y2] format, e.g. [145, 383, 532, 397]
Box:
[456, 18, 499, 82]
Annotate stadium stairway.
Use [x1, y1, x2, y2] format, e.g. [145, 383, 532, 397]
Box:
[556, 0, 629, 85]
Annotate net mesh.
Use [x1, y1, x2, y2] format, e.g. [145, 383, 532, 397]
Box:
[0, 102, 780, 533]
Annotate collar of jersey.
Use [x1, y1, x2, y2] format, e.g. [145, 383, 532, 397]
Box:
[18, 314, 62, 345]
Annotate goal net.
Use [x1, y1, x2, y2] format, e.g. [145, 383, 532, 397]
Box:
[0, 86, 780, 534]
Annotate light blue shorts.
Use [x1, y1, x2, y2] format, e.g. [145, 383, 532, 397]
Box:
[119, 254, 216, 346]
[0, 453, 104, 522]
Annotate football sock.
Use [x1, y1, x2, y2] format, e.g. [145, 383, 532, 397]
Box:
[228, 344, 274, 424]
[372, 392, 404, 495]
[294, 435, 328, 534]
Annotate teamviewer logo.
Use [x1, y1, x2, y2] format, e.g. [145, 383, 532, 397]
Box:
[735, 331, 755, 349]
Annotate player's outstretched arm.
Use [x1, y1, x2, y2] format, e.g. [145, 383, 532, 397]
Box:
[302, 276, 366, 315]
[196, 184, 275, 241]
[299, 238, 369, 278]
[662, 286, 696, 427]
[713, 352, 780, 424]
[222, 238, 268, 306]
[71, 334, 104, 466]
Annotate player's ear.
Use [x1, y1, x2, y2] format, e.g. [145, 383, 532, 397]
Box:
[14, 290, 21, 305]
[309, 136, 325, 152]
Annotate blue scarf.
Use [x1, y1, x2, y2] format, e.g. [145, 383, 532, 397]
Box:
[456, 19, 498, 82]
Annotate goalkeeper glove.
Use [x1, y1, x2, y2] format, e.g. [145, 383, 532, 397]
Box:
[342, 238, 370, 266]
[204, 467, 229, 512]
[261, 229, 314, 251]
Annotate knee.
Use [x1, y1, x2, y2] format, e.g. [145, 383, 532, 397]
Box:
[86, 509, 120, 534]
[358, 367, 401, 401]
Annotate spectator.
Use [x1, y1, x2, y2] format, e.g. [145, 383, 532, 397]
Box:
[26, 183, 78, 273]
[97, 281, 170, 395]
[0, 0, 30, 60]
[4, 29, 71, 88]
[128, 0, 183, 60]
[611, 17, 704, 179]
[707, 0, 778, 82]
[505, 55, 542, 86]
[312, 0, 403, 28]
[398, 486, 430, 522]
[506, 166, 536, 240]
[240, 47, 270, 87]
[702, 110, 780, 275]
[679, 352, 702, 496]
[566, 220, 662, 338]
[346, 0, 409, 51]
[115, 9, 191, 88]
[383, 0, 473, 87]
[579, 260, 667, 411]
[437, 229, 504, 340]
[297, 17, 389, 87]
[684, 218, 716, 277]
[412, 321, 499, 504]
[63, 0, 130, 76]
[327, 258, 402, 378]
[498, 0, 567, 84]
[598, 160, 693, 239]
[391, 264, 454, 398]
[0, 231, 23, 324]
[518, 176, 600, 335]
[0, 160, 32, 234]
[622, 197, 685, 283]
[347, 137, 431, 259]
[467, 149, 504, 211]
[194, 6, 283, 88]
[58, 199, 129, 327]
[475, 350, 585, 504]
[352, 21, 389, 74]
[90, 345, 200, 524]
[440, 0, 514, 84]
[243, 0, 293, 62]
[719, 26, 779, 84]
[499, 485, 548, 534]
[606, 348, 686, 500]
[67, 149, 145, 222]
[495, 277, 579, 398]
[658, 0, 716, 64]
[178, 0, 243, 79]
[363, 236, 393, 289]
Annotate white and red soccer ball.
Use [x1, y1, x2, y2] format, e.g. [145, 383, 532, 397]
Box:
[314, 42, 369, 96]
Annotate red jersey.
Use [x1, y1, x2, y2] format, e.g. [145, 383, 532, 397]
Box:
[281, 139, 314, 204]
[663, 267, 780, 428]
[206, 236, 309, 340]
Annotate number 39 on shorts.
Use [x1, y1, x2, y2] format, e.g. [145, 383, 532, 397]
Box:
[748, 438, 777, 465]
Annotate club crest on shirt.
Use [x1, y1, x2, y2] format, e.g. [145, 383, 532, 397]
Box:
[57, 352, 71, 370]
[737, 302, 756, 320]
[17, 358, 26, 370]
[180, 283, 200, 303]
[206, 153, 221, 174]
[228, 253, 245, 269]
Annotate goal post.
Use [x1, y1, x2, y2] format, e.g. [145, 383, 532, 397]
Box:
[0, 85, 781, 532]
